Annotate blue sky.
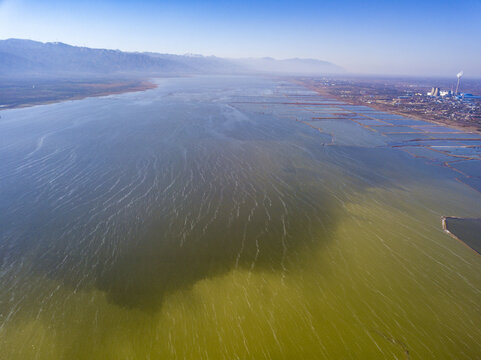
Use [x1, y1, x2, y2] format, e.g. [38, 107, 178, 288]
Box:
[1, 0, 480, 76]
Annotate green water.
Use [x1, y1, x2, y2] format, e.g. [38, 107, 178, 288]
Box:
[0, 76, 479, 359]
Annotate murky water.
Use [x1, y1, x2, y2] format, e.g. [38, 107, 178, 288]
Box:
[444, 218, 481, 254]
[0, 76, 480, 359]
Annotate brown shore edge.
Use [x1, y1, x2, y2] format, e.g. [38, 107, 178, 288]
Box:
[294, 79, 481, 134]
[0, 79, 158, 112]
[441, 216, 481, 257]
[292, 79, 481, 195]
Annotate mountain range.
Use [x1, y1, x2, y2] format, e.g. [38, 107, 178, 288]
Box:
[0, 39, 343, 78]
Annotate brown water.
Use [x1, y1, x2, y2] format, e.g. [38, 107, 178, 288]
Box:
[0, 76, 480, 359]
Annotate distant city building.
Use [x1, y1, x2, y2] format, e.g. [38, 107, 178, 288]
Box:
[456, 71, 463, 94]
[427, 87, 441, 96]
[461, 93, 481, 100]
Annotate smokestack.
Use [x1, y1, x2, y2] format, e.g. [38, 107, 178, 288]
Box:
[455, 71, 463, 95]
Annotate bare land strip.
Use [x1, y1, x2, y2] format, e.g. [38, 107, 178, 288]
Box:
[296, 77, 481, 133]
[0, 78, 157, 111]
[272, 78, 481, 194]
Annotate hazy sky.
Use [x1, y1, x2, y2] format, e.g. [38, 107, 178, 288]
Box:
[1, 0, 480, 77]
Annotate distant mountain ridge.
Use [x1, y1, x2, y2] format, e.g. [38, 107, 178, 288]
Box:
[234, 57, 343, 75]
[0, 39, 343, 78]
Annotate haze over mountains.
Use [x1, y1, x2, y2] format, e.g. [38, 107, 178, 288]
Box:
[0, 39, 343, 78]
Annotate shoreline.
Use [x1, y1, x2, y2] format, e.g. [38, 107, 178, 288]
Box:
[296, 80, 481, 134]
[0, 79, 158, 112]
[292, 78, 481, 195]
[441, 216, 481, 256]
